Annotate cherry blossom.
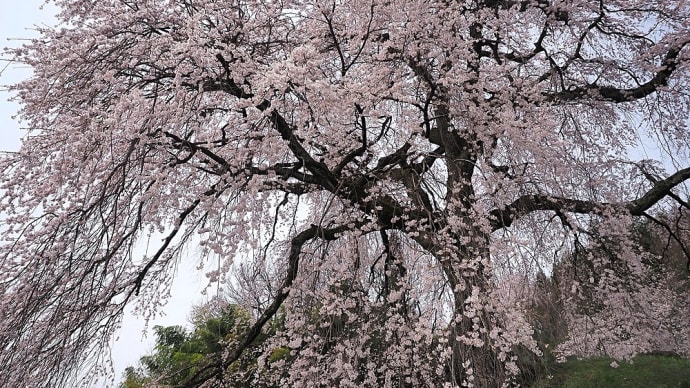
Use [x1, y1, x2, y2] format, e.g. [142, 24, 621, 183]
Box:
[1, 0, 688, 386]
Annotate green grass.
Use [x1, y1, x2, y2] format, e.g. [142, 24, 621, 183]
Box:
[532, 354, 690, 388]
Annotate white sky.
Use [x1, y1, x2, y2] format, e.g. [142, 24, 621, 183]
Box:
[1, 2, 210, 386]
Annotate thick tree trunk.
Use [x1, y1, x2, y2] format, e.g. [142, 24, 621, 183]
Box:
[448, 277, 506, 386]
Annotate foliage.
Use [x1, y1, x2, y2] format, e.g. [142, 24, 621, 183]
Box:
[532, 354, 690, 388]
[1, 0, 689, 386]
[120, 366, 152, 388]
[119, 302, 261, 387]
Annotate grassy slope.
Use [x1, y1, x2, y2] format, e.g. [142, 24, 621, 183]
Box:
[532, 355, 690, 388]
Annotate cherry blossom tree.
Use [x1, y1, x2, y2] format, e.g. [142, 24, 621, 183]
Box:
[1, 0, 689, 386]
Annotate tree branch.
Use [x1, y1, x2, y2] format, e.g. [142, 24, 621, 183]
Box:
[628, 167, 690, 215]
[206, 55, 339, 191]
[186, 223, 355, 384]
[490, 166, 690, 230]
[547, 43, 687, 103]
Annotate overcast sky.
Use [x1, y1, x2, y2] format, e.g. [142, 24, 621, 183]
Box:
[0, 2, 211, 386]
[0, 0, 53, 154]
